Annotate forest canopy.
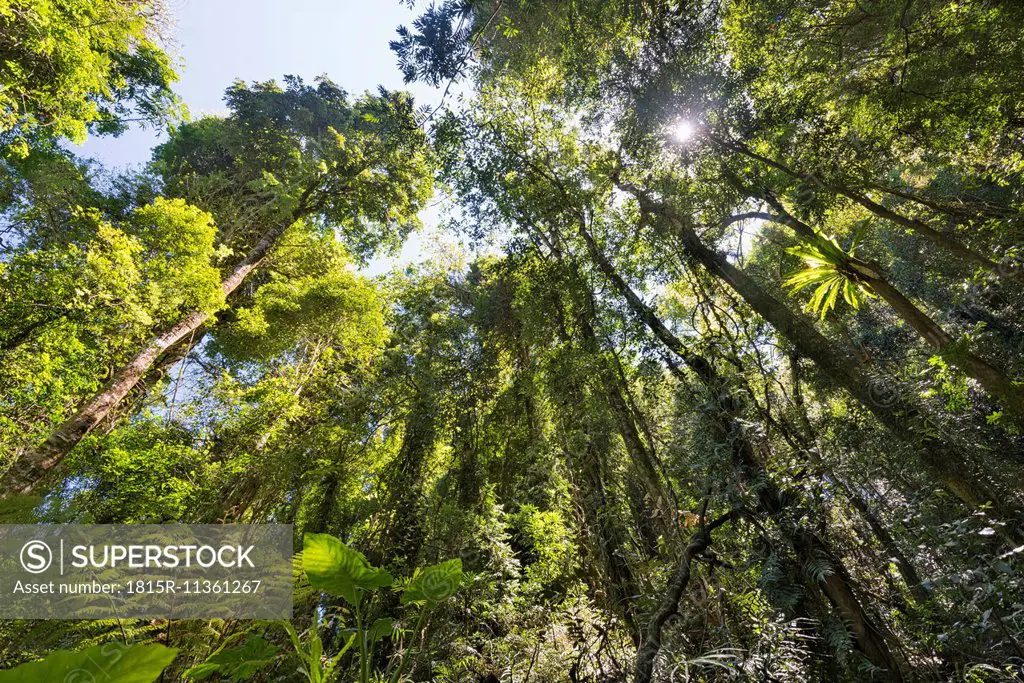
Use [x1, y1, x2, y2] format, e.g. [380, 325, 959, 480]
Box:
[1, 0, 1023, 681]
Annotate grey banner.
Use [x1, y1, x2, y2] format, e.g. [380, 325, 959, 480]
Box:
[0, 525, 293, 619]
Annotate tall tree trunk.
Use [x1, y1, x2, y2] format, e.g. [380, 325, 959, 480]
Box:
[575, 217, 906, 676]
[306, 474, 341, 536]
[787, 354, 930, 604]
[579, 317, 679, 546]
[843, 486, 930, 605]
[867, 276, 1024, 418]
[556, 382, 643, 644]
[703, 357, 906, 679]
[748, 190, 1024, 420]
[626, 478, 662, 560]
[700, 353, 905, 679]
[101, 327, 207, 434]
[578, 434, 642, 645]
[616, 179, 1022, 532]
[1, 214, 301, 496]
[374, 394, 438, 574]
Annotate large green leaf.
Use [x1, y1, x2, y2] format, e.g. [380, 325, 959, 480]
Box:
[302, 533, 393, 605]
[367, 617, 396, 643]
[0, 643, 178, 683]
[400, 558, 464, 607]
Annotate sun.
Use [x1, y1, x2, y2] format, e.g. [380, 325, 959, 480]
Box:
[672, 120, 697, 143]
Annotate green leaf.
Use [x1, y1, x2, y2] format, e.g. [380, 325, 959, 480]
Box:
[401, 558, 464, 607]
[309, 630, 322, 674]
[785, 237, 870, 318]
[280, 620, 303, 655]
[181, 663, 221, 681]
[183, 635, 278, 681]
[820, 277, 841, 319]
[302, 533, 393, 606]
[336, 630, 358, 658]
[0, 643, 178, 683]
[367, 618, 395, 643]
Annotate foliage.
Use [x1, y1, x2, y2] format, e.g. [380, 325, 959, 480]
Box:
[0, 0, 180, 153]
[303, 533, 395, 607]
[153, 76, 434, 263]
[183, 634, 278, 681]
[399, 557, 464, 606]
[0, 196, 222, 463]
[392, 0, 473, 87]
[784, 237, 875, 319]
[0, 642, 177, 682]
[3, 1, 1024, 681]
[300, 532, 464, 683]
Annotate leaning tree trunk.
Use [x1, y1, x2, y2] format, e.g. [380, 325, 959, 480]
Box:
[100, 327, 208, 435]
[616, 180, 1022, 532]
[748, 191, 1024, 421]
[787, 354, 931, 605]
[708, 357, 905, 678]
[843, 486, 930, 605]
[867, 276, 1024, 419]
[0, 215, 299, 497]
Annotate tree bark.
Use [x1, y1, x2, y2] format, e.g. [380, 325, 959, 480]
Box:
[867, 183, 1022, 224]
[748, 190, 1024, 421]
[0, 216, 297, 496]
[547, 300, 644, 644]
[617, 179, 1022, 534]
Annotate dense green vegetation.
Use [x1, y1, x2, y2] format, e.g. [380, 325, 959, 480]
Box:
[1, 0, 1024, 680]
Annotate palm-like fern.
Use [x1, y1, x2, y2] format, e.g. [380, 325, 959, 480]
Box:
[784, 236, 875, 319]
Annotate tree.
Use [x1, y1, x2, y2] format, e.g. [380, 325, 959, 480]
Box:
[0, 76, 432, 495]
[0, 0, 180, 154]
[4, 2, 1024, 680]
[393, 2, 1024, 675]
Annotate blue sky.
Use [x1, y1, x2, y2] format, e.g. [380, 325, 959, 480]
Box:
[78, 1, 443, 168]
[76, 1, 455, 271]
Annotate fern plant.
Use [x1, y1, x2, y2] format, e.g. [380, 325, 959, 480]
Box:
[784, 236, 875, 319]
